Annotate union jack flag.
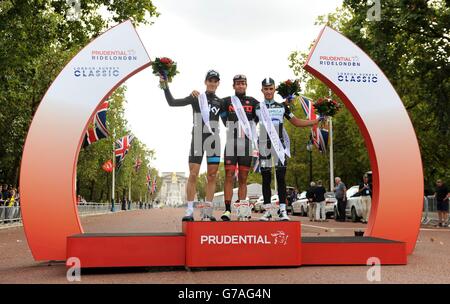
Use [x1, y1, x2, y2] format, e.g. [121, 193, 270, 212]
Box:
[146, 173, 151, 191]
[300, 96, 328, 153]
[82, 101, 109, 147]
[151, 176, 157, 194]
[134, 157, 143, 172]
[115, 134, 134, 169]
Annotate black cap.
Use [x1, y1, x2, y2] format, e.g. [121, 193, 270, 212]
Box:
[205, 70, 220, 80]
[233, 74, 247, 83]
[262, 77, 275, 86]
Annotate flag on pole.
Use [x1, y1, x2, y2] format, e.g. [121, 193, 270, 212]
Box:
[316, 128, 329, 153]
[115, 134, 135, 169]
[134, 157, 142, 172]
[102, 159, 113, 172]
[300, 96, 328, 153]
[83, 101, 109, 147]
[151, 176, 157, 194]
[146, 172, 152, 192]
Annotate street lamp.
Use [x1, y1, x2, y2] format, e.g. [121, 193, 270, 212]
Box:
[306, 140, 313, 183]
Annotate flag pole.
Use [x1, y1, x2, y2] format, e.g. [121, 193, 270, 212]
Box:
[111, 139, 116, 212]
[128, 175, 131, 208]
[329, 89, 334, 191]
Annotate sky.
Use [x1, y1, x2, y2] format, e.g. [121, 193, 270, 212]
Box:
[123, 0, 343, 175]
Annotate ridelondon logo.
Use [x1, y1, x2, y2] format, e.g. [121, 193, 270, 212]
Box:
[200, 230, 288, 246]
[91, 49, 137, 61]
[337, 72, 378, 84]
[73, 66, 120, 78]
[319, 55, 360, 67]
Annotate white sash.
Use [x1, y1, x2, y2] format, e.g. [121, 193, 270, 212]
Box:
[198, 93, 213, 134]
[259, 101, 286, 165]
[282, 128, 291, 158]
[230, 96, 257, 148]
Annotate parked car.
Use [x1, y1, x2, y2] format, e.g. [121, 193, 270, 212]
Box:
[248, 196, 259, 211]
[286, 186, 295, 214]
[324, 192, 337, 218]
[253, 195, 265, 213]
[271, 194, 279, 205]
[291, 191, 308, 216]
[333, 185, 363, 222]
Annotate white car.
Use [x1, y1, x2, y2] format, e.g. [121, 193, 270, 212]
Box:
[253, 196, 265, 213]
[291, 191, 308, 216]
[324, 192, 337, 218]
[334, 185, 363, 222]
[271, 194, 279, 205]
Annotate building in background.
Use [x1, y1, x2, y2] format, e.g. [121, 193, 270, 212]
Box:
[158, 172, 187, 207]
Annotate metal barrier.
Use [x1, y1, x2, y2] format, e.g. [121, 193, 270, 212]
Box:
[0, 202, 145, 225]
[0, 206, 21, 224]
[422, 195, 447, 226]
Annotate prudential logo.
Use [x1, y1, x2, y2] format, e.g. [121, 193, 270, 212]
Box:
[200, 231, 288, 246]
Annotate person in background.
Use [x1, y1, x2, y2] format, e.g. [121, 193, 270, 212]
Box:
[435, 179, 449, 227]
[334, 177, 347, 222]
[0, 185, 4, 206]
[357, 174, 372, 223]
[314, 180, 327, 222]
[306, 181, 316, 222]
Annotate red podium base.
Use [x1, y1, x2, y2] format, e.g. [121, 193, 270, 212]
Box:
[302, 236, 407, 265]
[66, 221, 407, 269]
[183, 221, 301, 267]
[66, 233, 185, 268]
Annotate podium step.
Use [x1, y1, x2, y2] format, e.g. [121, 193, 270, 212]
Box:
[65, 225, 408, 269]
[301, 236, 407, 265]
[66, 233, 185, 268]
[183, 221, 302, 268]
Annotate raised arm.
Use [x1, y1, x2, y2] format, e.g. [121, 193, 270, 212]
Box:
[160, 76, 195, 107]
[163, 86, 195, 107]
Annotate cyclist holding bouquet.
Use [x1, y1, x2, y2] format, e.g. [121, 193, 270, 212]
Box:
[256, 77, 321, 221]
[159, 69, 223, 222]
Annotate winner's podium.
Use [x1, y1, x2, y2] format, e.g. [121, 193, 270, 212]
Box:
[66, 220, 407, 269]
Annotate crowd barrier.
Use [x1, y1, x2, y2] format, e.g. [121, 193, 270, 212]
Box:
[0, 202, 153, 225]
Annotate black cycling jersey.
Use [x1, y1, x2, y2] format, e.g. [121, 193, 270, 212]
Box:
[163, 87, 223, 164]
[164, 87, 222, 131]
[221, 93, 259, 140]
[220, 93, 259, 170]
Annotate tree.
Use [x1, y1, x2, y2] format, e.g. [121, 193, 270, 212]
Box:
[0, 0, 159, 185]
[76, 86, 156, 203]
[288, 0, 449, 191]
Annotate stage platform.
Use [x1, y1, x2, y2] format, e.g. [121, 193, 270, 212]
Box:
[302, 236, 407, 265]
[66, 221, 407, 269]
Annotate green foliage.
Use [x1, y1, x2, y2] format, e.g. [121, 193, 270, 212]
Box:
[288, 0, 449, 192]
[0, 0, 159, 186]
[76, 87, 157, 203]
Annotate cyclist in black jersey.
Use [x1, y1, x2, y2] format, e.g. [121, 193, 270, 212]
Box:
[160, 70, 223, 221]
[256, 77, 320, 221]
[220, 74, 260, 221]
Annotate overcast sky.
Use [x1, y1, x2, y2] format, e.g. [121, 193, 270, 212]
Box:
[123, 0, 343, 175]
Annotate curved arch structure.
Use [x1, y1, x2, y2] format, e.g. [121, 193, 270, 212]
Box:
[304, 26, 423, 254]
[20, 20, 151, 261]
[20, 22, 422, 263]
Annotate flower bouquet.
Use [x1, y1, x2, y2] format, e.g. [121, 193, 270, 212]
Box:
[313, 97, 341, 118]
[276, 79, 301, 102]
[151, 57, 179, 89]
[276, 79, 301, 111]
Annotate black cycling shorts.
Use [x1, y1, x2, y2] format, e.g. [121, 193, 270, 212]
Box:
[188, 132, 221, 165]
